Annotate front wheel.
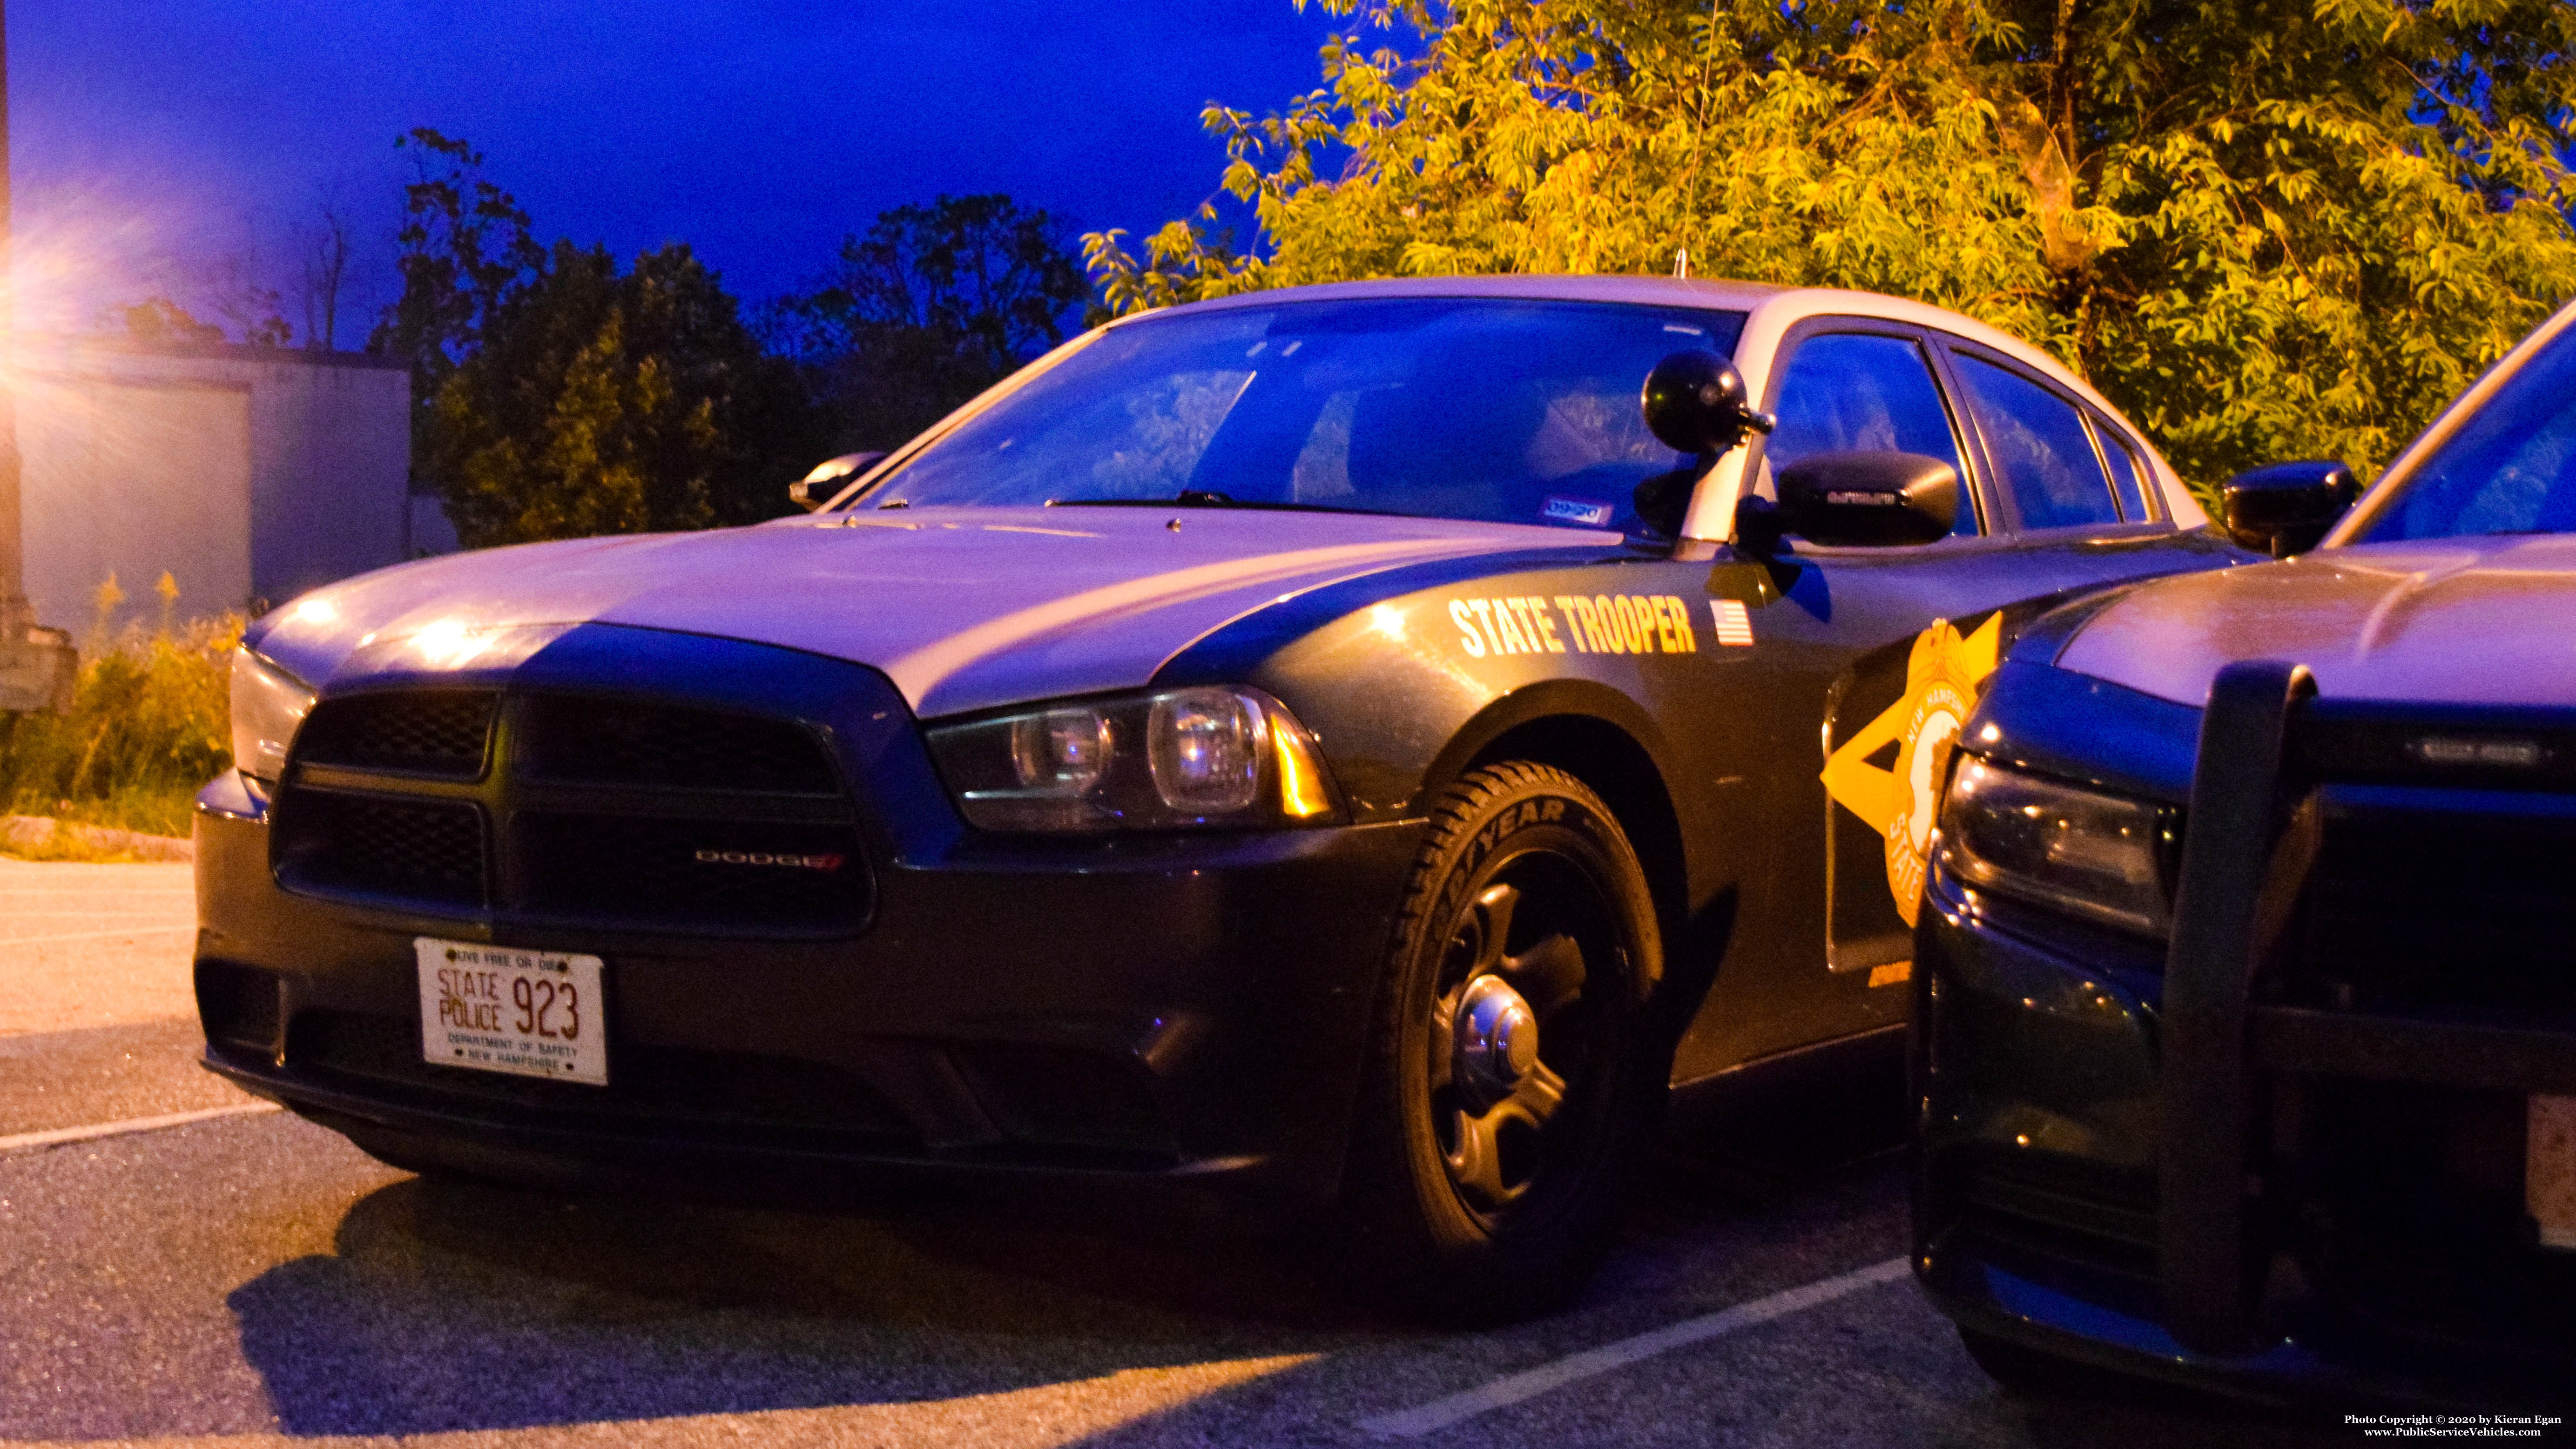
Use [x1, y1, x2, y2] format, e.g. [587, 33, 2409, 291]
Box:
[1332, 762, 1665, 1322]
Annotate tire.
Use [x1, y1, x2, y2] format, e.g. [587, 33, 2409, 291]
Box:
[1331, 761, 1666, 1323]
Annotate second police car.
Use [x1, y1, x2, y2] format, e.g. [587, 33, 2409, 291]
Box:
[1915, 299, 2576, 1403]
[200, 275, 2239, 1317]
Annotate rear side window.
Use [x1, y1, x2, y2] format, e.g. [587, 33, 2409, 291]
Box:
[1954, 355, 2121, 530]
[2097, 426, 2153, 520]
[1767, 333, 1976, 536]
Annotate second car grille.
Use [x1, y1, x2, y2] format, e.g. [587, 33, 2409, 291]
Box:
[2291, 802, 2576, 1021]
[271, 690, 871, 935]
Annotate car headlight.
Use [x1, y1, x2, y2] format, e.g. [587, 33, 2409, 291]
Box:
[229, 647, 316, 789]
[1936, 756, 2173, 936]
[926, 686, 1340, 832]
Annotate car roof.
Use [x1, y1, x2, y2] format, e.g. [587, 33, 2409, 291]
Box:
[1144, 273, 1793, 317]
[1133, 275, 2121, 431]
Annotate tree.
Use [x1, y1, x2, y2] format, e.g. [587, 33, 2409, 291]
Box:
[377, 132, 830, 547]
[424, 240, 831, 546]
[300, 200, 355, 352]
[767, 194, 1090, 450]
[370, 128, 545, 401]
[108, 299, 224, 348]
[196, 252, 293, 349]
[1088, 0, 2576, 493]
[107, 263, 289, 350]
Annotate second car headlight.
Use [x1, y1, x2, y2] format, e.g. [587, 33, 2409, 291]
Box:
[229, 647, 317, 790]
[1936, 757, 2173, 936]
[927, 687, 1340, 832]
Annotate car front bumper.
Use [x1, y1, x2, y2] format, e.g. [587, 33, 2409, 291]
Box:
[195, 765, 1423, 1222]
[1913, 851, 2576, 1413]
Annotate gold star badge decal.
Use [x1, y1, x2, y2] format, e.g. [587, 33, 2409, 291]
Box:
[1821, 614, 2003, 925]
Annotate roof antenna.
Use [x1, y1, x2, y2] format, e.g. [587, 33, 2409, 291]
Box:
[1673, 248, 1691, 279]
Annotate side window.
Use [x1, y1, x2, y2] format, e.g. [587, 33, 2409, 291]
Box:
[1767, 332, 1976, 536]
[2095, 422, 2154, 521]
[1953, 355, 2121, 529]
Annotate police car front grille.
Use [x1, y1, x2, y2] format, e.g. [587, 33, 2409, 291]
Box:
[273, 790, 488, 907]
[517, 695, 840, 794]
[272, 691, 870, 934]
[295, 690, 496, 777]
[2292, 807, 2576, 1021]
[2292, 1079, 2576, 1355]
[513, 812, 869, 931]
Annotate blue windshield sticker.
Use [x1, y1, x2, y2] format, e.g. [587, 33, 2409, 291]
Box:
[1542, 496, 1615, 527]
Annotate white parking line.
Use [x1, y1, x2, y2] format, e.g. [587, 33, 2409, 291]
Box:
[0, 1102, 283, 1155]
[1358, 1256, 1913, 1438]
[0, 924, 196, 946]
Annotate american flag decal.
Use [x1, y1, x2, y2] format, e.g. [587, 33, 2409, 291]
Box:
[1710, 600, 1756, 646]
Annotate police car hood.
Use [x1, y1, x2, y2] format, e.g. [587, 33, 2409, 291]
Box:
[2056, 534, 2576, 709]
[250, 507, 1616, 718]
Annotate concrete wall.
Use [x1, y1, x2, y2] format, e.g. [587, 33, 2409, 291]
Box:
[13, 340, 429, 633]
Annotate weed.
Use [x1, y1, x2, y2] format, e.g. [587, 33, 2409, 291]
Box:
[1, 610, 241, 847]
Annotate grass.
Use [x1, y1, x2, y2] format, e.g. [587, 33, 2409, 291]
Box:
[1, 813, 188, 863]
[0, 606, 241, 860]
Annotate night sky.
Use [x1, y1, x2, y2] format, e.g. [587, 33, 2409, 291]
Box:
[10, 0, 1344, 344]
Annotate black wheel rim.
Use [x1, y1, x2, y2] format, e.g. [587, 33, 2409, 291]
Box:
[1424, 842, 1624, 1224]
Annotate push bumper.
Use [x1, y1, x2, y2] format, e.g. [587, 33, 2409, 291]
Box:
[1915, 663, 2576, 1411]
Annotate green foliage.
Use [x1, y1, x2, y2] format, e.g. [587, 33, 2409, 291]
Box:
[425, 241, 830, 546]
[379, 132, 833, 546]
[0, 614, 241, 840]
[766, 195, 1091, 451]
[1090, 0, 2576, 492]
[370, 128, 546, 399]
[109, 299, 227, 349]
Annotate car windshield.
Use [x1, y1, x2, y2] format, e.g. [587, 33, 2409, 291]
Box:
[853, 298, 1747, 533]
[2366, 323, 2576, 542]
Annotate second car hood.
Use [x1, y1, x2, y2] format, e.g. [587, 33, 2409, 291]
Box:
[2056, 534, 2576, 708]
[251, 507, 1616, 717]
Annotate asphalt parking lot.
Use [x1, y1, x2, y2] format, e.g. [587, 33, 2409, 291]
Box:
[0, 856, 2363, 1448]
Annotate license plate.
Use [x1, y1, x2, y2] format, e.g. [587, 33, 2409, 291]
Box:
[2531, 1093, 2576, 1249]
[414, 937, 607, 1085]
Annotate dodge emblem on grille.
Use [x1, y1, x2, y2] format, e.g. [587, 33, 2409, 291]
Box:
[694, 849, 845, 871]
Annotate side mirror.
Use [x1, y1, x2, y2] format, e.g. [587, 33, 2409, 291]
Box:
[1641, 351, 1777, 456]
[790, 451, 888, 512]
[2219, 459, 2359, 557]
[1774, 450, 1959, 547]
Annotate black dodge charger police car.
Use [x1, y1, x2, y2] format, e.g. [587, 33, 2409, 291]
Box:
[200, 275, 2236, 1316]
[1915, 299, 2576, 1401]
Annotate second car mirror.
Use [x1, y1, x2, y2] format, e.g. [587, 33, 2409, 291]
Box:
[2218, 459, 2359, 557]
[1775, 450, 1959, 547]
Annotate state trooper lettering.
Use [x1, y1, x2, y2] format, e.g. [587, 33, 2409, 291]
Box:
[1448, 594, 1699, 658]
